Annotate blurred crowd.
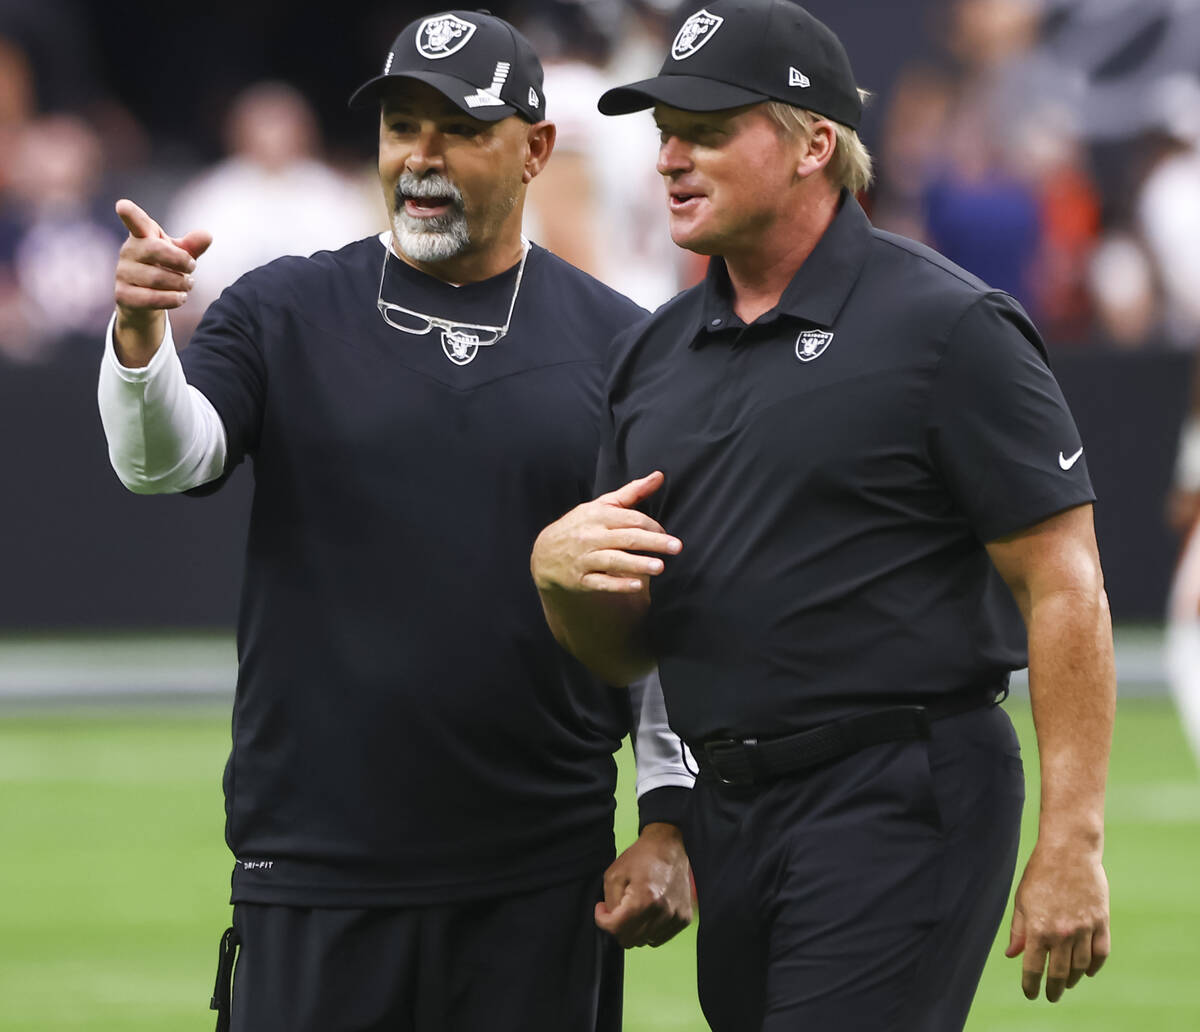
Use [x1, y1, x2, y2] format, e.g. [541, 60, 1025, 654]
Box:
[2, 0, 1200, 365]
[871, 0, 1200, 353]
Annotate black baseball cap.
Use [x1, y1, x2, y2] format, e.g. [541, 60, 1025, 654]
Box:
[598, 0, 861, 129]
[349, 9, 545, 123]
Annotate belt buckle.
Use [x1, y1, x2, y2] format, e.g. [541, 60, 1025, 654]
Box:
[702, 738, 756, 786]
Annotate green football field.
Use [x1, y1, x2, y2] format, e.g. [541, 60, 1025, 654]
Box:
[0, 698, 1197, 1031]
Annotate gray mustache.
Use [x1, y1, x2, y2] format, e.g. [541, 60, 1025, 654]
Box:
[396, 173, 464, 209]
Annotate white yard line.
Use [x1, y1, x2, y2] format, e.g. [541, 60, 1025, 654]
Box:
[0, 624, 1172, 702]
[0, 634, 236, 699]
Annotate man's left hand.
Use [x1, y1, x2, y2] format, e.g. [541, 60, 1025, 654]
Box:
[1005, 840, 1111, 1002]
[595, 822, 692, 948]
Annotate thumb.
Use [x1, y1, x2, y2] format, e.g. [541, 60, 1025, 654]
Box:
[174, 229, 214, 261]
[595, 866, 632, 930]
[115, 198, 165, 240]
[605, 471, 665, 510]
[1005, 908, 1026, 958]
[594, 899, 618, 932]
[594, 895, 633, 934]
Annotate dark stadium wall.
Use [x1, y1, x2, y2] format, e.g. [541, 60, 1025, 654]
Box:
[4, 354, 251, 629]
[1053, 349, 1194, 626]
[0, 347, 1191, 630]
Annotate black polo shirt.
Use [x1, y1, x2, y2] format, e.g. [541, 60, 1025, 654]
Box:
[600, 194, 1095, 744]
[179, 236, 677, 906]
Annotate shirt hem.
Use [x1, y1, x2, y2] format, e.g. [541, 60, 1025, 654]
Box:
[228, 843, 616, 908]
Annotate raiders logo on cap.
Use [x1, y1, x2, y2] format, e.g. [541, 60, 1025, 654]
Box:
[351, 9, 546, 124]
[599, 0, 863, 130]
[416, 14, 477, 59]
[671, 9, 724, 60]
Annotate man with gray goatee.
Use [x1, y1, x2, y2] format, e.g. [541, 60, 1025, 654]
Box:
[97, 10, 694, 1031]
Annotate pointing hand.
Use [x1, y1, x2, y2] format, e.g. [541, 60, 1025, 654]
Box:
[111, 199, 213, 365]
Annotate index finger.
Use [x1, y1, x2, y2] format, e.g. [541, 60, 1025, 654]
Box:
[601, 471, 665, 510]
[595, 504, 675, 537]
[115, 198, 164, 240]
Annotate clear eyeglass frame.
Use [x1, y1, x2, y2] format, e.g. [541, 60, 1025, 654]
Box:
[374, 235, 530, 352]
[376, 300, 506, 346]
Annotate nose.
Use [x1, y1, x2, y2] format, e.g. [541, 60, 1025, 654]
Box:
[405, 126, 446, 175]
[657, 134, 692, 178]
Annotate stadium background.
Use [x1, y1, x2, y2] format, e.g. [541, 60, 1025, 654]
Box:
[2, 0, 1198, 1028]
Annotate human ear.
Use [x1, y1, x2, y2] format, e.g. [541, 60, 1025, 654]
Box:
[523, 122, 556, 183]
[796, 120, 835, 180]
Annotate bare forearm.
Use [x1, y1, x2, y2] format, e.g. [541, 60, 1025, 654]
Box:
[1026, 585, 1115, 849]
[538, 585, 654, 686]
[989, 506, 1113, 998]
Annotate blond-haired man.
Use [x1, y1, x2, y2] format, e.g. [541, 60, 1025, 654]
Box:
[532, 2, 1113, 1029]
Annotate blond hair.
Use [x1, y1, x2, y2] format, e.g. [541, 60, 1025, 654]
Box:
[764, 91, 874, 195]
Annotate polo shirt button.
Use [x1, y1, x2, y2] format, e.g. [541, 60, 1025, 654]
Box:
[711, 319, 722, 326]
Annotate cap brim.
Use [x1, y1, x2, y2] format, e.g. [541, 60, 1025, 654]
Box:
[348, 70, 518, 123]
[598, 75, 768, 116]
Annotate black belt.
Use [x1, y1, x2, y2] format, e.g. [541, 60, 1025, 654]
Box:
[692, 690, 1004, 787]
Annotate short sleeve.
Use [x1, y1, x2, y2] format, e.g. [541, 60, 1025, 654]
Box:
[928, 292, 1096, 541]
[180, 278, 267, 483]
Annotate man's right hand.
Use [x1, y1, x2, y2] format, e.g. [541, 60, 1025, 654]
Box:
[112, 199, 212, 367]
[531, 471, 681, 596]
[530, 471, 680, 685]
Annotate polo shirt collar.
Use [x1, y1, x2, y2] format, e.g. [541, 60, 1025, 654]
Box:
[693, 191, 872, 347]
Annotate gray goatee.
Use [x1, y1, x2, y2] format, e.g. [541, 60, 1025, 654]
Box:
[392, 172, 469, 262]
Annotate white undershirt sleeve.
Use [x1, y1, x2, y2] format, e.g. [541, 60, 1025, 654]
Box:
[628, 669, 696, 797]
[97, 312, 229, 494]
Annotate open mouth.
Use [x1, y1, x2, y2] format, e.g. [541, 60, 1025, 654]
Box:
[669, 192, 704, 212]
[396, 172, 463, 221]
[404, 195, 456, 218]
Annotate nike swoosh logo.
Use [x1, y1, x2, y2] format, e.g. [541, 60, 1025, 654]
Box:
[1059, 447, 1084, 471]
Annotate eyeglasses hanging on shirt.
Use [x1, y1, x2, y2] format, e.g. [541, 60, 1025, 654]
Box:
[375, 236, 529, 366]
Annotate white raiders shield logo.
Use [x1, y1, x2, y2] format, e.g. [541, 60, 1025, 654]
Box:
[441, 328, 482, 365]
[416, 15, 476, 60]
[795, 329, 834, 362]
[671, 9, 724, 60]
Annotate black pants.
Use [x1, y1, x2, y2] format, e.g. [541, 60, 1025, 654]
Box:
[685, 705, 1025, 1032]
[214, 871, 623, 1032]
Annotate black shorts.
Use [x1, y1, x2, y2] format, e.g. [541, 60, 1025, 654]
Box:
[211, 871, 623, 1032]
[685, 704, 1025, 1032]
